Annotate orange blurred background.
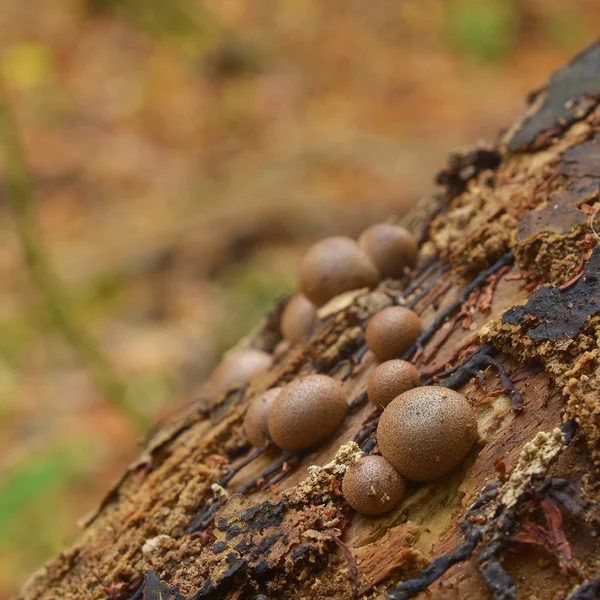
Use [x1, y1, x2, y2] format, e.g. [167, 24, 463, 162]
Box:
[0, 1, 598, 596]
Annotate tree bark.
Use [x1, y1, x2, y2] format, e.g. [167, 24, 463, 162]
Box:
[19, 42, 600, 600]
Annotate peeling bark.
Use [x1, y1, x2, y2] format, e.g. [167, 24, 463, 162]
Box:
[19, 41, 600, 600]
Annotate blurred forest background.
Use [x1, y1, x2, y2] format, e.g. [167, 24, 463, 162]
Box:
[0, 0, 599, 596]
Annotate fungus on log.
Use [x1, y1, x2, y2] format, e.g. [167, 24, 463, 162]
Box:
[19, 41, 600, 600]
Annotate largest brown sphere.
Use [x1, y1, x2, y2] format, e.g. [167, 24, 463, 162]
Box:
[365, 306, 423, 361]
[358, 223, 418, 279]
[298, 236, 380, 307]
[268, 375, 348, 452]
[377, 386, 478, 482]
[209, 349, 273, 402]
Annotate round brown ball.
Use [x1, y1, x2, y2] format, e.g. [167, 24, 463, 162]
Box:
[365, 306, 422, 361]
[377, 386, 478, 482]
[268, 375, 348, 452]
[358, 223, 418, 279]
[367, 360, 421, 408]
[209, 349, 273, 402]
[342, 455, 406, 516]
[281, 294, 317, 344]
[298, 236, 380, 307]
[273, 339, 290, 359]
[244, 387, 283, 447]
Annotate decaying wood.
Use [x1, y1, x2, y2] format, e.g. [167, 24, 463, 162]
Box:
[19, 42, 600, 600]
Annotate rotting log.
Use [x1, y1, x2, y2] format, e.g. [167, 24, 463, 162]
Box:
[19, 41, 600, 600]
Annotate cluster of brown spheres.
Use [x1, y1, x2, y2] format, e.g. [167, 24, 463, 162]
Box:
[208, 355, 349, 454]
[297, 223, 418, 309]
[208, 349, 349, 453]
[208, 221, 478, 520]
[244, 374, 348, 452]
[337, 275, 477, 516]
[279, 222, 420, 349]
[342, 386, 477, 516]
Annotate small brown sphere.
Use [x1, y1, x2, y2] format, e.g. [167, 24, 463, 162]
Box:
[281, 294, 317, 344]
[365, 306, 422, 361]
[244, 387, 283, 447]
[367, 360, 421, 408]
[273, 339, 291, 359]
[268, 375, 348, 452]
[358, 223, 418, 279]
[209, 349, 273, 402]
[342, 455, 406, 516]
[377, 386, 478, 482]
[298, 236, 380, 307]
